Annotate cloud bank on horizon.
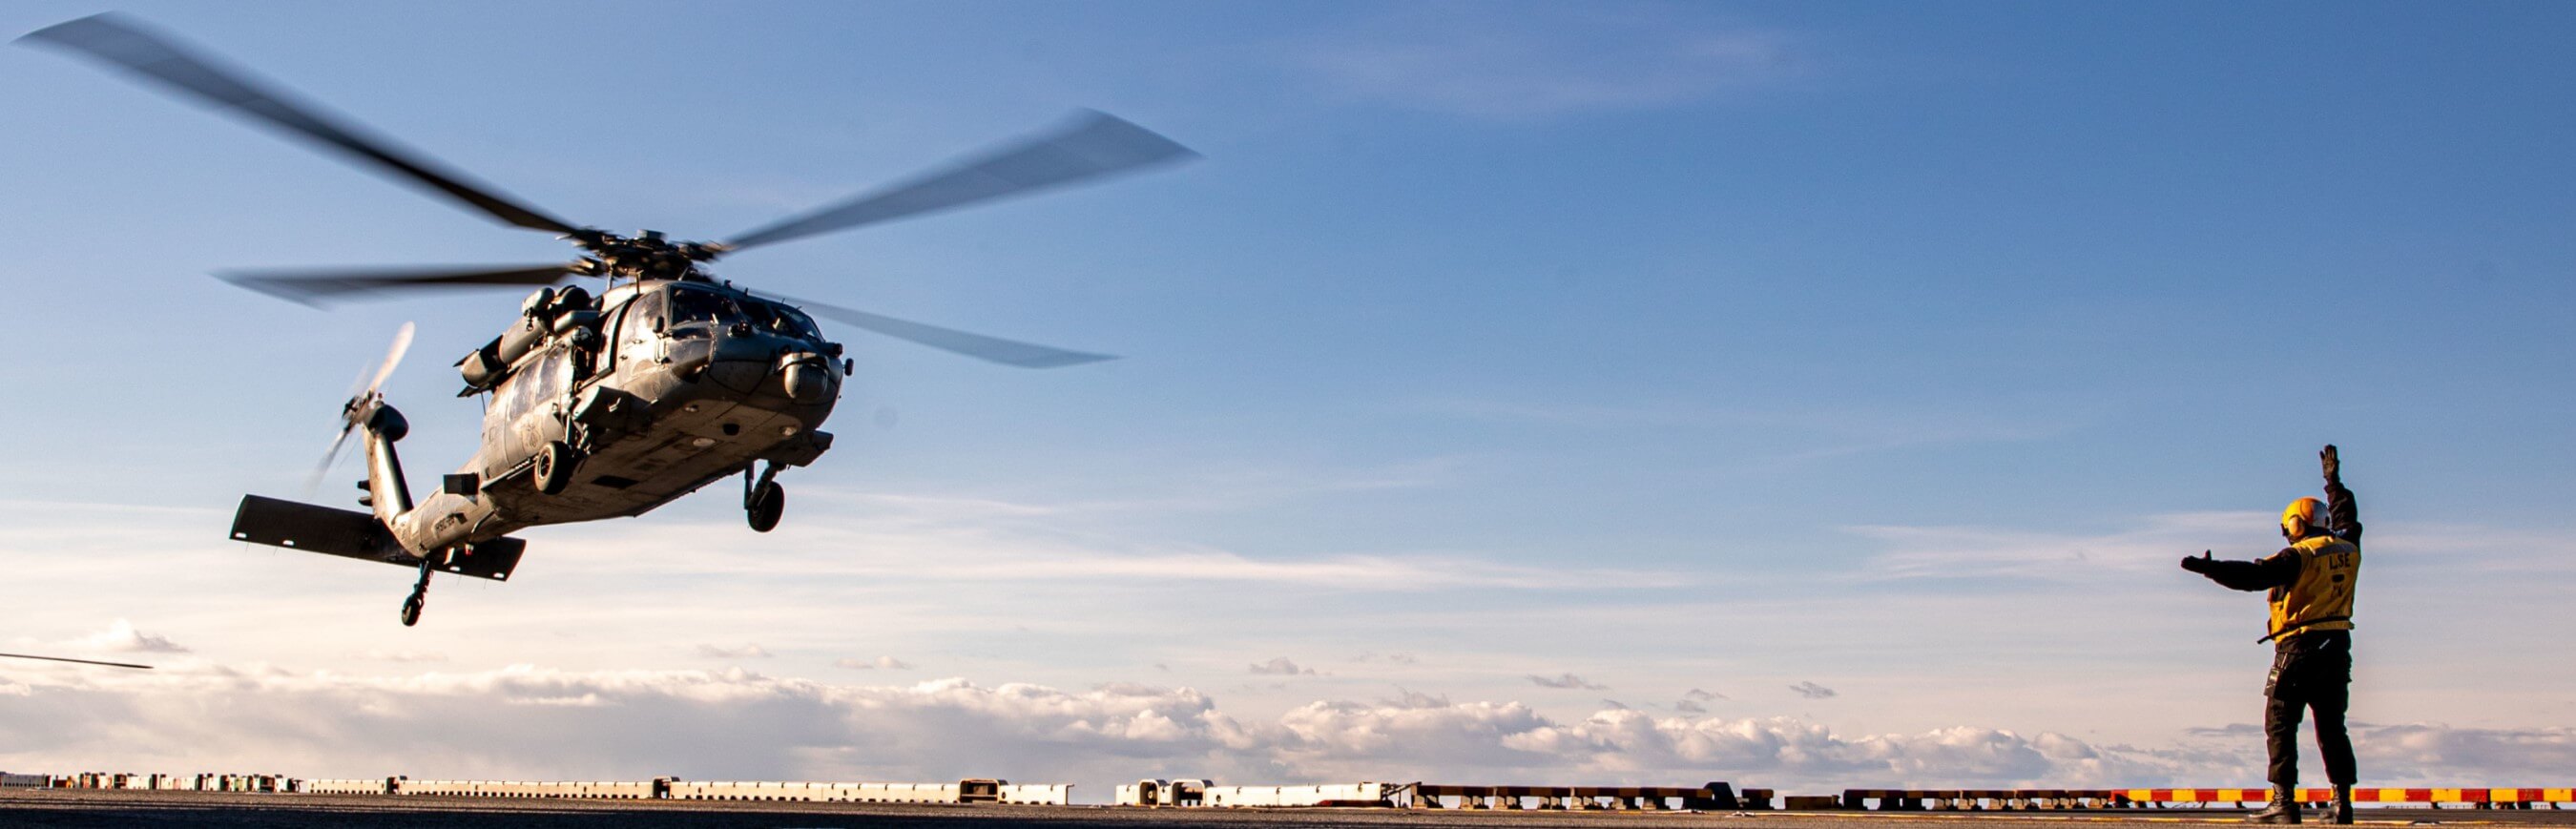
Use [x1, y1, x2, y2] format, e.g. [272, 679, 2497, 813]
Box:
[6, 657, 2569, 797]
[8, 472, 2576, 795]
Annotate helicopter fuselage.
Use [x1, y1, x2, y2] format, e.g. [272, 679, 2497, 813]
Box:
[379, 279, 842, 557]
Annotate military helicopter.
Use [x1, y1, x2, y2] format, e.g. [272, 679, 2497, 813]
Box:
[23, 14, 1195, 627]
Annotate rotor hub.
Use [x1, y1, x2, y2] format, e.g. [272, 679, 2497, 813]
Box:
[567, 229, 726, 282]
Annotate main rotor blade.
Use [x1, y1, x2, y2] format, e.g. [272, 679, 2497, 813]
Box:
[766, 293, 1116, 368]
[724, 111, 1196, 251]
[0, 652, 153, 670]
[19, 14, 581, 235]
[221, 263, 577, 305]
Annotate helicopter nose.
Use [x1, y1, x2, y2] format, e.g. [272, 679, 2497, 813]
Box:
[692, 335, 771, 393]
[779, 352, 835, 404]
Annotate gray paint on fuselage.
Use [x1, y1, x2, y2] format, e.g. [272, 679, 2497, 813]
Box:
[385, 280, 841, 556]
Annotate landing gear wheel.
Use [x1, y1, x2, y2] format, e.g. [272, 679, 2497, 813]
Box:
[534, 441, 582, 495]
[401, 558, 433, 627]
[747, 481, 784, 532]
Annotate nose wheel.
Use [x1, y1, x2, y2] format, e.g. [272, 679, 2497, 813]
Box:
[400, 558, 433, 627]
[744, 463, 785, 532]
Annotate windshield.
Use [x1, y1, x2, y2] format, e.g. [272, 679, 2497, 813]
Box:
[745, 301, 821, 340]
[669, 285, 727, 325]
[662, 285, 821, 340]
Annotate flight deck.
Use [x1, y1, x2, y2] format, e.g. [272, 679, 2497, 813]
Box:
[7, 788, 2576, 829]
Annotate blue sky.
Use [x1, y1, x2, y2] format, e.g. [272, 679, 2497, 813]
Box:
[4, 0, 2572, 796]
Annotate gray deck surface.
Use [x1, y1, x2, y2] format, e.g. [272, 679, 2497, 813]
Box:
[5, 790, 2572, 829]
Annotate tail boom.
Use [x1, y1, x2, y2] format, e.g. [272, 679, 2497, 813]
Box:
[228, 494, 524, 581]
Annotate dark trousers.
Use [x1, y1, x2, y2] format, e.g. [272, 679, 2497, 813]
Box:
[2265, 630, 2357, 785]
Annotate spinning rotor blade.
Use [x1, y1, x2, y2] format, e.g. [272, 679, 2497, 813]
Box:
[308, 321, 413, 492]
[221, 263, 577, 305]
[724, 111, 1196, 251]
[309, 427, 357, 494]
[371, 321, 415, 394]
[767, 293, 1115, 368]
[19, 14, 580, 235]
[0, 653, 152, 670]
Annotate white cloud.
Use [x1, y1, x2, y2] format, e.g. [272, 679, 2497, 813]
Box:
[1283, 5, 1802, 119]
[356, 651, 447, 663]
[836, 656, 913, 671]
[1528, 673, 1607, 690]
[2, 665, 2565, 793]
[693, 644, 771, 659]
[1848, 511, 2576, 584]
[2355, 722, 2576, 782]
[1402, 397, 2059, 444]
[539, 490, 1681, 591]
[793, 458, 1459, 528]
[1249, 657, 1317, 676]
[1395, 397, 2078, 477]
[7, 497, 2569, 799]
[61, 619, 188, 654]
[1847, 511, 2259, 581]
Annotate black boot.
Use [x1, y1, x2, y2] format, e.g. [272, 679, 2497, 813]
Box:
[2249, 784, 2300, 824]
[2327, 786, 2352, 825]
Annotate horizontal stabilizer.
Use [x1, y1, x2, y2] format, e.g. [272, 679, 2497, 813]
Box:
[231, 494, 401, 561]
[228, 495, 524, 581]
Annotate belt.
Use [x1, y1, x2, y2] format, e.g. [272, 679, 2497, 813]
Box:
[2259, 615, 2351, 644]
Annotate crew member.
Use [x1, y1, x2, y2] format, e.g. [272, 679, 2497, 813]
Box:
[2181, 445, 2361, 825]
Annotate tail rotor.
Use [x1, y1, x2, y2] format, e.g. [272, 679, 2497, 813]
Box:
[308, 321, 413, 492]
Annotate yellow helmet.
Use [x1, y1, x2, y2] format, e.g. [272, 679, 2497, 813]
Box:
[2281, 497, 2326, 538]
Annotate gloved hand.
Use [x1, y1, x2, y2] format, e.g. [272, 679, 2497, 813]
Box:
[2321, 445, 2339, 483]
[2180, 551, 2214, 573]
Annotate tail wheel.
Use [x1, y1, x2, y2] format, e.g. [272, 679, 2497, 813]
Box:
[534, 441, 582, 494]
[399, 593, 424, 627]
[747, 481, 784, 532]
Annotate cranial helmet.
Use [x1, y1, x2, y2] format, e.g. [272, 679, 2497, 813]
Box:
[2280, 497, 2326, 539]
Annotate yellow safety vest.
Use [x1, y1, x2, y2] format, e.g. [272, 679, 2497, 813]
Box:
[2266, 535, 2359, 642]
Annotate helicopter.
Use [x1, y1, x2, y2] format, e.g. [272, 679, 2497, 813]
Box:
[22, 14, 1195, 627]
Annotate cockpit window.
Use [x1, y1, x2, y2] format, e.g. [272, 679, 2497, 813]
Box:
[744, 300, 822, 339]
[669, 286, 727, 324]
[660, 285, 821, 341]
